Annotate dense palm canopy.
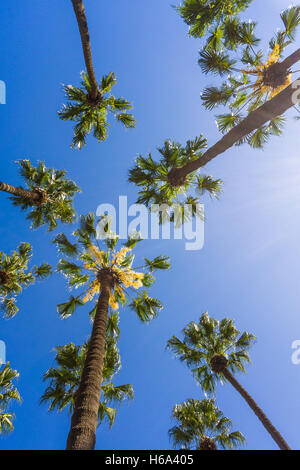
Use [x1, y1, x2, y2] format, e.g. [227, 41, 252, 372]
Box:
[0, 160, 80, 231]
[54, 213, 170, 321]
[167, 312, 255, 395]
[0, 242, 51, 318]
[169, 398, 245, 450]
[58, 72, 136, 149]
[199, 6, 300, 148]
[129, 137, 222, 221]
[0, 363, 21, 434]
[41, 314, 133, 428]
[176, 0, 253, 45]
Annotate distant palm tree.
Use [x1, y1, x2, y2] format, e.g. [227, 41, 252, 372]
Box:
[167, 312, 290, 450]
[169, 398, 245, 450]
[55, 213, 170, 449]
[41, 315, 133, 428]
[59, 72, 135, 149]
[62, 1, 135, 148]
[129, 137, 222, 219]
[0, 242, 51, 318]
[0, 363, 21, 434]
[0, 160, 80, 231]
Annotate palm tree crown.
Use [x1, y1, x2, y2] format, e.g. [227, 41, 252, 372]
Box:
[167, 312, 255, 395]
[0, 242, 51, 318]
[58, 72, 136, 149]
[169, 398, 245, 450]
[0, 363, 21, 434]
[41, 313, 133, 428]
[200, 6, 300, 148]
[54, 213, 170, 322]
[129, 137, 222, 220]
[176, 0, 253, 45]
[3, 160, 81, 231]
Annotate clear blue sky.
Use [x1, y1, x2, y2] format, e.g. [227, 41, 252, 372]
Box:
[0, 0, 299, 450]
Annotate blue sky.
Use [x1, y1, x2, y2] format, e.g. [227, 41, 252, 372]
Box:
[0, 0, 299, 450]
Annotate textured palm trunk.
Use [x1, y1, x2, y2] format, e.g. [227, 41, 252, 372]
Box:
[66, 281, 111, 450]
[198, 437, 218, 450]
[223, 367, 290, 450]
[0, 182, 40, 203]
[71, 0, 99, 100]
[168, 48, 300, 184]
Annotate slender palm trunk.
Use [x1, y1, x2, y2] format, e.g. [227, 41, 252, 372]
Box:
[169, 48, 300, 183]
[0, 182, 40, 203]
[71, 0, 99, 100]
[223, 367, 290, 450]
[66, 281, 111, 450]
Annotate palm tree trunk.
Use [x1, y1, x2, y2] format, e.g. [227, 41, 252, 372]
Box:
[71, 0, 99, 100]
[0, 182, 40, 203]
[169, 48, 300, 183]
[66, 281, 111, 450]
[281, 48, 300, 69]
[223, 367, 290, 450]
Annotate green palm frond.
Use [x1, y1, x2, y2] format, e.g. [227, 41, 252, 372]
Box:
[176, 0, 253, 43]
[199, 49, 237, 75]
[129, 291, 162, 323]
[0, 243, 51, 318]
[0, 412, 15, 434]
[281, 6, 300, 40]
[144, 256, 171, 272]
[0, 363, 20, 435]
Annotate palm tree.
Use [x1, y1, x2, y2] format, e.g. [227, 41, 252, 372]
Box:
[199, 7, 300, 148]
[0, 363, 21, 434]
[141, 7, 300, 190]
[129, 137, 222, 220]
[167, 312, 290, 450]
[61, 1, 136, 148]
[54, 213, 170, 449]
[0, 160, 80, 231]
[0, 242, 51, 318]
[169, 398, 245, 450]
[41, 315, 133, 428]
[58, 72, 136, 149]
[176, 0, 253, 45]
